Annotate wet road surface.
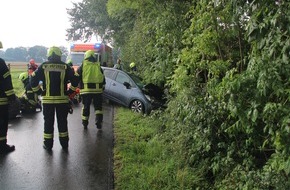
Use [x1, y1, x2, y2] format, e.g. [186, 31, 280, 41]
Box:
[0, 102, 114, 190]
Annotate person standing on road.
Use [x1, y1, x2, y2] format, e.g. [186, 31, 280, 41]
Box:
[113, 58, 123, 70]
[30, 46, 78, 151]
[0, 41, 16, 154]
[77, 50, 105, 130]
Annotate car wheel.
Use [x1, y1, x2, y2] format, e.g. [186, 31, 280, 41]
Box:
[130, 99, 144, 113]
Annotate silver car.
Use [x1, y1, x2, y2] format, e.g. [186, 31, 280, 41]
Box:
[102, 67, 165, 114]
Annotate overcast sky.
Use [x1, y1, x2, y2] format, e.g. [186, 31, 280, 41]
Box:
[0, 0, 82, 49]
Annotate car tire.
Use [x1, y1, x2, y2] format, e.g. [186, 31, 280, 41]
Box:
[130, 99, 144, 113]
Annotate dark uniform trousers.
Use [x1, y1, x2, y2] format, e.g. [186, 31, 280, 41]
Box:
[82, 93, 103, 125]
[43, 103, 69, 149]
[0, 105, 9, 146]
[26, 89, 39, 106]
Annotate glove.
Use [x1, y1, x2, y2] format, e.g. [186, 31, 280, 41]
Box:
[67, 88, 75, 96]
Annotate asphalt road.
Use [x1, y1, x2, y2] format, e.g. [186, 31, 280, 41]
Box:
[0, 102, 114, 190]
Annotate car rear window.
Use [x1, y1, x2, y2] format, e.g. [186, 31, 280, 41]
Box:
[103, 69, 115, 79]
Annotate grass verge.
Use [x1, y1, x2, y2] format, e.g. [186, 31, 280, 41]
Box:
[10, 67, 26, 96]
[113, 108, 196, 190]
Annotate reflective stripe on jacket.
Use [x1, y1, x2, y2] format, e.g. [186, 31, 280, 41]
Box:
[0, 58, 15, 105]
[77, 60, 105, 94]
[30, 61, 78, 104]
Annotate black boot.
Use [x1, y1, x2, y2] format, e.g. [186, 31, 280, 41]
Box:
[59, 137, 69, 150]
[96, 121, 102, 129]
[43, 139, 53, 151]
[95, 115, 103, 129]
[36, 102, 42, 111]
[0, 144, 15, 154]
[82, 120, 88, 129]
[43, 144, 52, 151]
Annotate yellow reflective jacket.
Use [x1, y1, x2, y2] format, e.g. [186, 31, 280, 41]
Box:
[77, 60, 105, 94]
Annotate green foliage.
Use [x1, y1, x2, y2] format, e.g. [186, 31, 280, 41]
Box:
[67, 0, 115, 42]
[107, 0, 190, 87]
[27, 45, 49, 62]
[70, 0, 290, 189]
[165, 0, 290, 189]
[5, 47, 27, 62]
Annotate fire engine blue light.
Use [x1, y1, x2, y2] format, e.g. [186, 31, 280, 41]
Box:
[70, 44, 75, 49]
[94, 43, 101, 49]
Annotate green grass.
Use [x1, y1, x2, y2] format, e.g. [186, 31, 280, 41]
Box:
[10, 68, 26, 96]
[113, 108, 197, 190]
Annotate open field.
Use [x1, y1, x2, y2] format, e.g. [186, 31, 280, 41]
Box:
[7, 62, 29, 71]
[7, 62, 28, 96]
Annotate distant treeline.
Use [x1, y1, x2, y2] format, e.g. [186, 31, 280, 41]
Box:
[0, 45, 68, 63]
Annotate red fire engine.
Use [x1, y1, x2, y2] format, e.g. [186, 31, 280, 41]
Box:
[68, 42, 112, 69]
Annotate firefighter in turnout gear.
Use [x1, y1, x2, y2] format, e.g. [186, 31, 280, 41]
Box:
[66, 59, 73, 68]
[130, 62, 137, 72]
[30, 46, 78, 151]
[77, 50, 105, 129]
[0, 41, 16, 154]
[18, 72, 42, 112]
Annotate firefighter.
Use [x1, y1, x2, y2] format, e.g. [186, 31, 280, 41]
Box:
[18, 72, 42, 112]
[66, 59, 80, 105]
[28, 59, 38, 75]
[130, 62, 137, 72]
[66, 59, 73, 69]
[0, 41, 16, 154]
[77, 50, 106, 129]
[30, 46, 78, 151]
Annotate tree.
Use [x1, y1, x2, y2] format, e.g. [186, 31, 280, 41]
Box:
[66, 0, 113, 43]
[5, 47, 28, 62]
[107, 0, 190, 86]
[59, 46, 69, 62]
[28, 46, 47, 63]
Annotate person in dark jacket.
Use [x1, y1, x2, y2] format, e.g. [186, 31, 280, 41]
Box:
[77, 50, 106, 129]
[0, 41, 16, 154]
[66, 59, 73, 69]
[30, 46, 78, 151]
